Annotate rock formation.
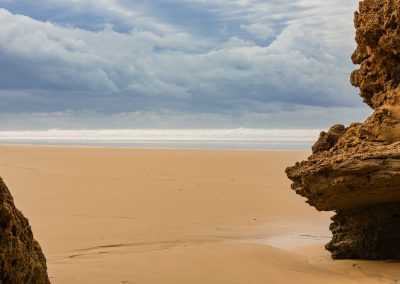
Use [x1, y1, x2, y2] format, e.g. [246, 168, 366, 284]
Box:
[0, 177, 50, 283]
[286, 0, 400, 259]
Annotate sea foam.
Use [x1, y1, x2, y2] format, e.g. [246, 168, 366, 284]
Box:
[0, 129, 321, 149]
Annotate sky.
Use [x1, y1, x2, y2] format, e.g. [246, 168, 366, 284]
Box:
[0, 0, 371, 129]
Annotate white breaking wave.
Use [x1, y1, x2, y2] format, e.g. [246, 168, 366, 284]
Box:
[0, 129, 321, 142]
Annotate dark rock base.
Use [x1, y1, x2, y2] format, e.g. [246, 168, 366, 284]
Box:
[326, 202, 400, 259]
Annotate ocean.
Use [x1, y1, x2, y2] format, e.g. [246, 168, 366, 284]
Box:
[0, 129, 321, 150]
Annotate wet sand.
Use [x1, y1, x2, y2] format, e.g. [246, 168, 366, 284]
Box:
[0, 145, 399, 283]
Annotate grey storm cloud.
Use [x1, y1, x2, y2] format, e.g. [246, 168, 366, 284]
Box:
[0, 0, 370, 129]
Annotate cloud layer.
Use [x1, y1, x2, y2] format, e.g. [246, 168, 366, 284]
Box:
[0, 0, 370, 129]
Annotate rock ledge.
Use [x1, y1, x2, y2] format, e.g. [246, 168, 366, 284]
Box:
[286, 0, 400, 259]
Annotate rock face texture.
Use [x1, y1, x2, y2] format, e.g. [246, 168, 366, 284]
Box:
[0, 177, 50, 283]
[286, 0, 400, 259]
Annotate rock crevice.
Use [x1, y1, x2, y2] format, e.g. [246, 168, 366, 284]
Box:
[286, 0, 400, 259]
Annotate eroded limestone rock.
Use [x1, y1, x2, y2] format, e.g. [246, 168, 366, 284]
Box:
[0, 177, 50, 283]
[286, 0, 400, 259]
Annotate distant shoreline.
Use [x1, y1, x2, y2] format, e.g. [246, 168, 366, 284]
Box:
[0, 141, 313, 151]
[0, 128, 319, 150]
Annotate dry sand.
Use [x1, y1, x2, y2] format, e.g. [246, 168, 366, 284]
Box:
[0, 145, 399, 283]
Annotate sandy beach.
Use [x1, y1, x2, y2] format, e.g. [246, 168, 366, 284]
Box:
[0, 145, 399, 283]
